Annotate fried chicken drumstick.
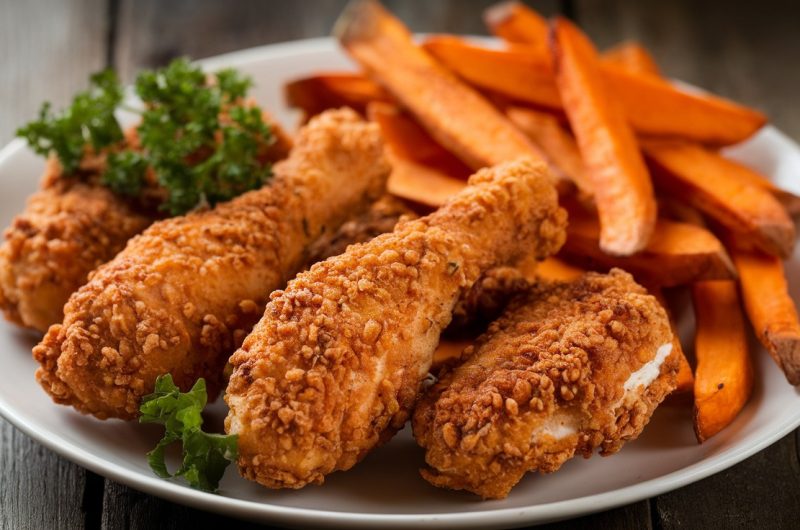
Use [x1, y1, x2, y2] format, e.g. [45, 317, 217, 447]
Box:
[0, 158, 153, 332]
[225, 157, 567, 489]
[34, 108, 388, 420]
[0, 119, 292, 333]
[412, 269, 677, 499]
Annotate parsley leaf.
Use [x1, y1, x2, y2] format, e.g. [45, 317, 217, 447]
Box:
[16, 70, 124, 173]
[131, 58, 273, 215]
[139, 374, 238, 492]
[17, 58, 274, 215]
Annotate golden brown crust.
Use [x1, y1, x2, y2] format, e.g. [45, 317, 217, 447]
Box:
[33, 108, 389, 420]
[225, 157, 566, 490]
[0, 159, 153, 332]
[412, 269, 677, 499]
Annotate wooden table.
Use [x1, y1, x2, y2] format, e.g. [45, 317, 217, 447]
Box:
[2, 1, 799, 528]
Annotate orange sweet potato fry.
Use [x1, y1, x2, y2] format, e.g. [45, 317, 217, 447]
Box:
[552, 17, 656, 256]
[385, 153, 466, 208]
[561, 206, 736, 287]
[335, 0, 545, 172]
[368, 103, 468, 207]
[643, 140, 795, 258]
[285, 73, 393, 118]
[692, 280, 754, 442]
[715, 152, 800, 216]
[601, 41, 661, 76]
[422, 36, 561, 110]
[367, 102, 472, 179]
[603, 64, 766, 145]
[484, 3, 766, 145]
[534, 256, 584, 282]
[506, 106, 592, 196]
[732, 249, 800, 385]
[431, 338, 474, 375]
[484, 1, 550, 54]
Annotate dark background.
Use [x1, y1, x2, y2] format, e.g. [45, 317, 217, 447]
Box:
[1, 0, 799, 528]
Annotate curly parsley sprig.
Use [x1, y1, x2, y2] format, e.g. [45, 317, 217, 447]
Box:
[139, 374, 238, 492]
[17, 70, 124, 174]
[17, 58, 274, 215]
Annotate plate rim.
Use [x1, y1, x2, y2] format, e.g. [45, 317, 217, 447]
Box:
[2, 36, 800, 529]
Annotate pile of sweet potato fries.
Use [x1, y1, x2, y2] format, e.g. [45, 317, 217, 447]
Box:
[287, 0, 800, 443]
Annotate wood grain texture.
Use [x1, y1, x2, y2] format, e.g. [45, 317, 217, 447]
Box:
[100, 480, 266, 530]
[112, 0, 559, 79]
[0, 0, 109, 143]
[653, 434, 800, 528]
[0, 420, 91, 529]
[0, 0, 108, 528]
[543, 501, 652, 530]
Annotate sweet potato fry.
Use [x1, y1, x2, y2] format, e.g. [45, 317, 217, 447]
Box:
[367, 102, 472, 179]
[506, 106, 592, 196]
[484, 1, 549, 54]
[732, 249, 800, 385]
[384, 153, 466, 208]
[650, 287, 694, 395]
[534, 256, 584, 282]
[561, 206, 736, 287]
[604, 65, 766, 145]
[601, 41, 661, 76]
[285, 73, 393, 118]
[552, 17, 656, 256]
[484, 3, 766, 144]
[643, 140, 795, 258]
[715, 152, 800, 216]
[335, 0, 546, 172]
[421, 36, 561, 110]
[692, 280, 754, 442]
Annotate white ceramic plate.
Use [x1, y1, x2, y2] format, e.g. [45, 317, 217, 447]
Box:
[1, 38, 800, 529]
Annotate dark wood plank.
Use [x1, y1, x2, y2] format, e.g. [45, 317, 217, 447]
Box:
[653, 434, 800, 529]
[0, 0, 110, 143]
[101, 480, 268, 530]
[543, 501, 652, 530]
[0, 0, 110, 528]
[112, 0, 560, 79]
[575, 0, 800, 527]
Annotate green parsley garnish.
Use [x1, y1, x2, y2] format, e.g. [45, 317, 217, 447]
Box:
[17, 58, 274, 215]
[16, 70, 124, 174]
[139, 374, 238, 492]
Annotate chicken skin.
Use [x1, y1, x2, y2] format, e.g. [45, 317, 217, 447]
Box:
[34, 108, 389, 420]
[412, 269, 677, 499]
[225, 158, 567, 489]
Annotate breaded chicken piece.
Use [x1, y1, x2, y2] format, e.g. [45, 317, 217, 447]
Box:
[0, 160, 153, 332]
[412, 269, 677, 499]
[0, 118, 292, 333]
[225, 158, 567, 489]
[33, 109, 388, 420]
[305, 195, 415, 264]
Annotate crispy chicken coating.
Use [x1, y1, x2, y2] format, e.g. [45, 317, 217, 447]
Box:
[412, 269, 677, 499]
[225, 158, 567, 489]
[0, 161, 153, 332]
[33, 108, 389, 420]
[305, 195, 415, 264]
[0, 118, 292, 333]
